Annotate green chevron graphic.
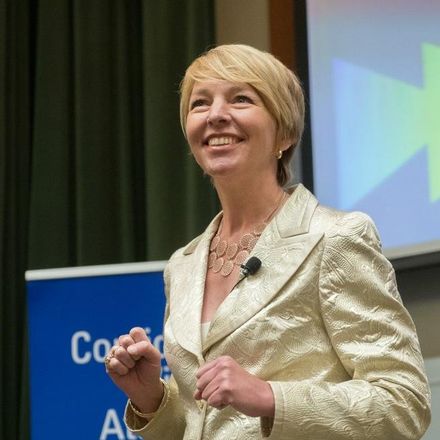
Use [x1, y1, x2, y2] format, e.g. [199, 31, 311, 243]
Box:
[423, 43, 440, 201]
[335, 43, 440, 208]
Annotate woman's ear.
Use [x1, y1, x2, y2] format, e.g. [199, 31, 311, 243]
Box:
[280, 138, 294, 153]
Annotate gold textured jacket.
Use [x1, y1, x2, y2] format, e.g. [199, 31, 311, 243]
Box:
[126, 184, 431, 439]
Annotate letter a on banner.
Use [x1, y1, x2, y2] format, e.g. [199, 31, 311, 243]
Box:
[100, 409, 124, 440]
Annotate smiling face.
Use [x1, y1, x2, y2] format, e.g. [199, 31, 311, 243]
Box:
[186, 79, 281, 184]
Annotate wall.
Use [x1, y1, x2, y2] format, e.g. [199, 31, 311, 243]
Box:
[215, 0, 270, 50]
[399, 264, 440, 359]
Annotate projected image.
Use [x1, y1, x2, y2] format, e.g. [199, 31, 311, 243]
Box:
[307, 0, 440, 257]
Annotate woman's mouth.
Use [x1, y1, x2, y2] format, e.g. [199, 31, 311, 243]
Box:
[206, 136, 243, 147]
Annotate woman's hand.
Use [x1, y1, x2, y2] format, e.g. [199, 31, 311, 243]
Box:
[105, 327, 163, 414]
[194, 355, 275, 417]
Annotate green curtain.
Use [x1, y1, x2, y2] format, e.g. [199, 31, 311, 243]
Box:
[0, 1, 32, 439]
[1, 1, 217, 438]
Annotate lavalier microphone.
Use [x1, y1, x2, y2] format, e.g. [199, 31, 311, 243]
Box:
[240, 256, 262, 277]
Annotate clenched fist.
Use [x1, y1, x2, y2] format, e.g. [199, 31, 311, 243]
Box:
[105, 327, 163, 414]
[194, 355, 275, 417]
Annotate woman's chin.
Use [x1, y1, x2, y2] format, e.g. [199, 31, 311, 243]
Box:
[204, 161, 241, 178]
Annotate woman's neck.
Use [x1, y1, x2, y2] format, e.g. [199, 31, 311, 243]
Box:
[214, 175, 286, 238]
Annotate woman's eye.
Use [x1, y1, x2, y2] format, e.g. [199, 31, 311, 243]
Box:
[234, 95, 253, 104]
[190, 99, 208, 110]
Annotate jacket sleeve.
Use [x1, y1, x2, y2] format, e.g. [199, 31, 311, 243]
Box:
[266, 212, 431, 440]
[124, 262, 186, 439]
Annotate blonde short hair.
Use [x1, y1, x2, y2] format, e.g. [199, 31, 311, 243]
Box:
[179, 44, 305, 187]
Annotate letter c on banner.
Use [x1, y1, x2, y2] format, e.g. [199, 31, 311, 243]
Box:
[71, 330, 92, 364]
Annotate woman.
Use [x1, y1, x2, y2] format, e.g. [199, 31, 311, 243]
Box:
[105, 44, 431, 439]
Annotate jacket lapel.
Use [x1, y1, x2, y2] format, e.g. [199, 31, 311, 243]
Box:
[203, 184, 323, 353]
[168, 213, 222, 359]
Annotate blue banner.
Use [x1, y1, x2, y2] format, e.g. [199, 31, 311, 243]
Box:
[26, 263, 167, 440]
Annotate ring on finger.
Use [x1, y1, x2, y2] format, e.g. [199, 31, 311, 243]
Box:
[104, 347, 117, 369]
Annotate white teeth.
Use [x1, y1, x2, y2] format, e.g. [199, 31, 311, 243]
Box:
[208, 136, 238, 146]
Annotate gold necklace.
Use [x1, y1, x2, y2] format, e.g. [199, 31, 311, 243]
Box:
[208, 192, 287, 277]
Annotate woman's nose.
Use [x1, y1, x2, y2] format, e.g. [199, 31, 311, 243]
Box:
[207, 100, 230, 125]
